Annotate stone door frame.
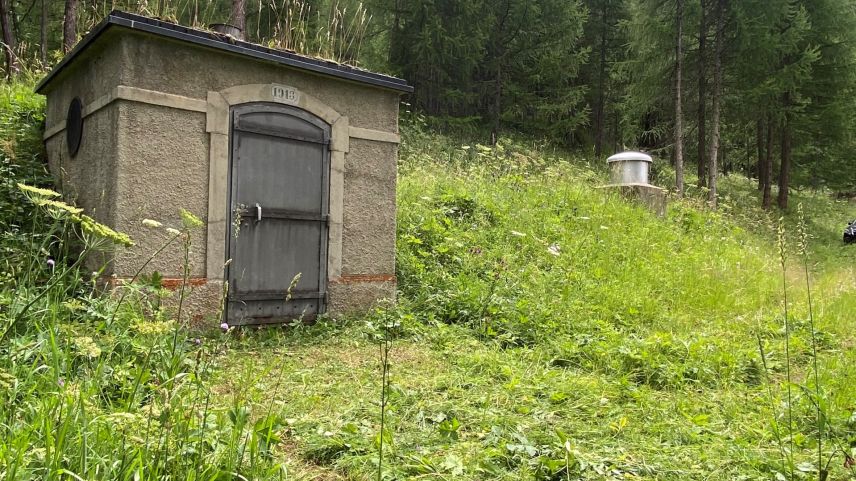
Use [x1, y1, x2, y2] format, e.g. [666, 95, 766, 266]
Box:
[205, 83, 349, 284]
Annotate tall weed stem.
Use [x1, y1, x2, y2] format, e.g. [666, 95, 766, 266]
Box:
[170, 230, 193, 370]
[797, 204, 824, 480]
[376, 315, 394, 481]
[757, 334, 788, 471]
[777, 217, 795, 480]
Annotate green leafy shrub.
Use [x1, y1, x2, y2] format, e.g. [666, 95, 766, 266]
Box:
[396, 132, 781, 349]
[0, 82, 50, 282]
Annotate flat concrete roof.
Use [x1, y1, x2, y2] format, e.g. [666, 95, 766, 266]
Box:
[36, 10, 413, 94]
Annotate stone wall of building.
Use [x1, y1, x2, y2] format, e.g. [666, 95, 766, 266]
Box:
[40, 28, 402, 324]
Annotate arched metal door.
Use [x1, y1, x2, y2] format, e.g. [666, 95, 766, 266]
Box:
[226, 103, 330, 324]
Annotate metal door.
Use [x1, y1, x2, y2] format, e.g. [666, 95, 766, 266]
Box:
[226, 103, 330, 324]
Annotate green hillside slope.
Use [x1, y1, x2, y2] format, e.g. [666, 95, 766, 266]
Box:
[1, 83, 854, 480]
[215, 120, 856, 480]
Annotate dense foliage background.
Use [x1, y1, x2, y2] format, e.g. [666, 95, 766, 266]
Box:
[2, 0, 855, 206]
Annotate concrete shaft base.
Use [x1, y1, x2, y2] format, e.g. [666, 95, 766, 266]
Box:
[600, 183, 667, 216]
[106, 275, 397, 329]
[106, 277, 225, 327]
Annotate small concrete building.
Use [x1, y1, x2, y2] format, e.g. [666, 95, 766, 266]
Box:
[37, 11, 411, 325]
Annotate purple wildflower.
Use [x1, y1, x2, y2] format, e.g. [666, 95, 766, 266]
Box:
[57, 378, 65, 388]
[220, 322, 229, 331]
[194, 338, 202, 345]
[47, 258, 55, 269]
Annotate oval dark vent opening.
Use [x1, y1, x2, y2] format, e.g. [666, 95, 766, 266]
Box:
[66, 97, 83, 157]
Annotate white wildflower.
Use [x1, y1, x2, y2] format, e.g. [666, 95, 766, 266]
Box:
[73, 336, 101, 358]
[179, 209, 204, 229]
[17, 183, 60, 198]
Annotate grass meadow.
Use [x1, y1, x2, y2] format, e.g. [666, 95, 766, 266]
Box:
[1, 84, 854, 480]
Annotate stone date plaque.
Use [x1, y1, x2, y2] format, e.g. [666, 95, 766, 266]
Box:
[271, 85, 300, 105]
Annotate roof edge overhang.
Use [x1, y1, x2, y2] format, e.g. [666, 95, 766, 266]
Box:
[36, 10, 412, 94]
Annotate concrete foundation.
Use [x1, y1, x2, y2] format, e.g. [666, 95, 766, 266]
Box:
[601, 183, 668, 217]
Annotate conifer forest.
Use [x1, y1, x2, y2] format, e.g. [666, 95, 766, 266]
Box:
[1, 1, 856, 481]
[1, 0, 855, 206]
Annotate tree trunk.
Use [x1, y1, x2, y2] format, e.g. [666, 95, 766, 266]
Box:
[612, 110, 619, 153]
[230, 0, 246, 40]
[674, 0, 684, 196]
[707, 0, 725, 208]
[697, 0, 707, 188]
[9, 0, 17, 44]
[756, 117, 765, 190]
[63, 0, 78, 53]
[594, 3, 608, 159]
[389, 0, 400, 63]
[0, 0, 18, 78]
[492, 59, 502, 145]
[778, 107, 791, 210]
[762, 116, 773, 209]
[40, 0, 47, 65]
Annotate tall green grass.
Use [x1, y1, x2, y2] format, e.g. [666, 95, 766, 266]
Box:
[390, 114, 856, 479]
[0, 185, 295, 480]
[210, 116, 855, 480]
[0, 82, 292, 480]
[2, 83, 855, 480]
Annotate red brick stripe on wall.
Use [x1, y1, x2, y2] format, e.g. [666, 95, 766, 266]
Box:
[106, 277, 208, 290]
[160, 278, 209, 289]
[109, 275, 395, 288]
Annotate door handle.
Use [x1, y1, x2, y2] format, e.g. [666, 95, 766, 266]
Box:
[255, 203, 262, 222]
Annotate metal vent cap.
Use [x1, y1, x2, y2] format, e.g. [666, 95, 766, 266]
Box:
[607, 151, 653, 163]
